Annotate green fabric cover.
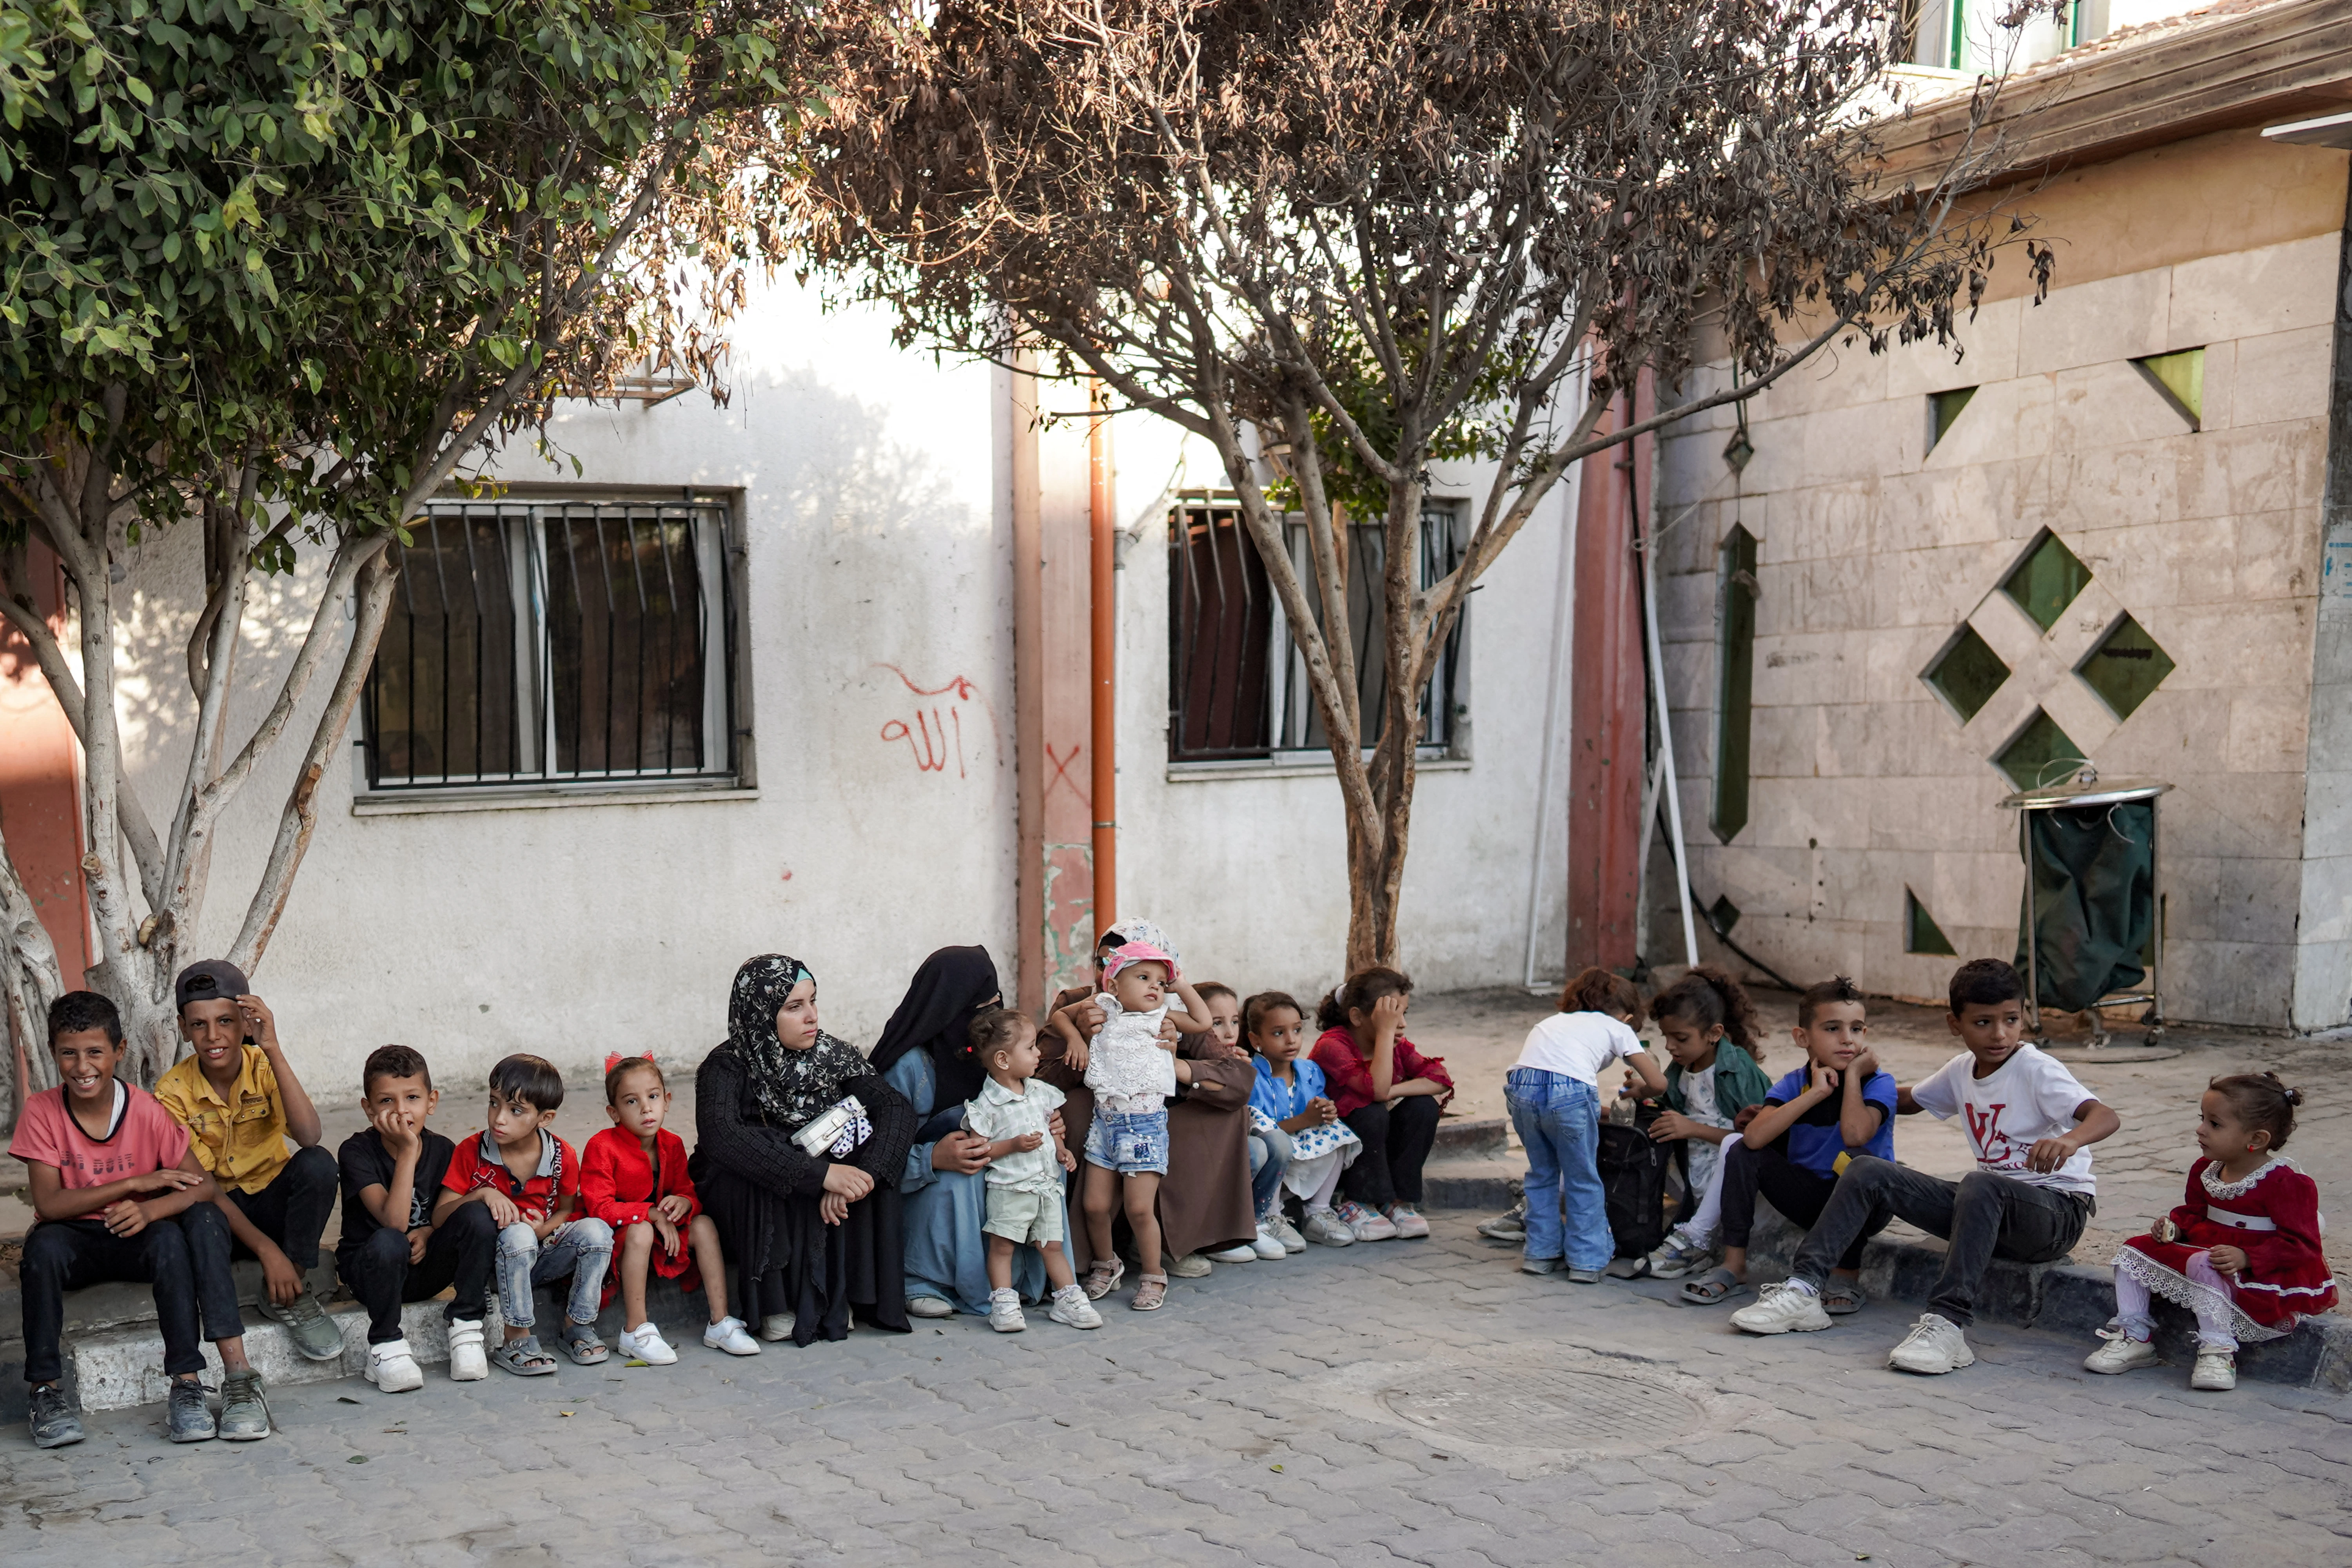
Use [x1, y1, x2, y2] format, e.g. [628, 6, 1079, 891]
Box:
[2014, 801, 2154, 1011]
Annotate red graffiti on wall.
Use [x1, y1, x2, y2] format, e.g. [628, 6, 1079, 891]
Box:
[878, 665, 984, 779]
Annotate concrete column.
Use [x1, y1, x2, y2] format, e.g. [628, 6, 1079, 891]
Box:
[2294, 160, 2352, 1030]
[1563, 381, 1657, 975]
[1012, 363, 1100, 1013]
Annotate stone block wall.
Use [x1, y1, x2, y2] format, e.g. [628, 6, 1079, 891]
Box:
[1653, 132, 2349, 1029]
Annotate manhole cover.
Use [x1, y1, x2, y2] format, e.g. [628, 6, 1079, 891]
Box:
[1379, 1365, 1700, 1452]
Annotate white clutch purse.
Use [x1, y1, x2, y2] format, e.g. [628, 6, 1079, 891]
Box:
[792, 1096, 871, 1158]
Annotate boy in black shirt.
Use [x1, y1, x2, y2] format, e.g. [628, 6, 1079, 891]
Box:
[336, 1045, 496, 1388]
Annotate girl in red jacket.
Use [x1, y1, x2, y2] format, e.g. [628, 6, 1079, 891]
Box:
[583, 1056, 759, 1363]
[2086, 1073, 2334, 1392]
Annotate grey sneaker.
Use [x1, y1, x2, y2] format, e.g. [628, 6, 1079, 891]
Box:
[1477, 1196, 1528, 1241]
[1167, 1252, 1214, 1278]
[216, 1370, 271, 1440]
[167, 1377, 218, 1443]
[29, 1384, 84, 1449]
[258, 1289, 347, 1363]
[1521, 1255, 1564, 1275]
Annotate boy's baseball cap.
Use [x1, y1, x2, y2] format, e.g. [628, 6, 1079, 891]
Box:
[174, 959, 250, 1012]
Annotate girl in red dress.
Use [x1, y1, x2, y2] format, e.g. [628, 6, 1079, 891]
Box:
[583, 1056, 759, 1363]
[2085, 1073, 2334, 1392]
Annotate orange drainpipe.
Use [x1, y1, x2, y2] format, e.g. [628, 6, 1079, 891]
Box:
[1087, 380, 1117, 931]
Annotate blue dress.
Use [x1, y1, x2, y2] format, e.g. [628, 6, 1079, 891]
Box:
[883, 1049, 1047, 1312]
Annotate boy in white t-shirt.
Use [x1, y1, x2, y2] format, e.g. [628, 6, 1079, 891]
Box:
[1742, 958, 2120, 1376]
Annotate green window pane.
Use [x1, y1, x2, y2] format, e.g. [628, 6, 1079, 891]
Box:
[2133, 348, 2204, 429]
[1923, 623, 2009, 723]
[1708, 895, 1741, 934]
[2001, 530, 2091, 633]
[2077, 613, 2174, 720]
[1994, 708, 2089, 790]
[1711, 524, 1758, 844]
[1929, 386, 1976, 451]
[1905, 887, 1957, 956]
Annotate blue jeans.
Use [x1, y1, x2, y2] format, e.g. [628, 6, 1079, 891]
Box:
[495, 1218, 614, 1331]
[1249, 1126, 1294, 1219]
[1505, 1068, 1612, 1270]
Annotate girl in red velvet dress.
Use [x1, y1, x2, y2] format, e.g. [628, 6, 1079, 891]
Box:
[2085, 1073, 2333, 1392]
[583, 1056, 759, 1364]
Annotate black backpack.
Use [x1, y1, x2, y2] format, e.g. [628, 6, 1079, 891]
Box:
[1596, 1121, 1673, 1258]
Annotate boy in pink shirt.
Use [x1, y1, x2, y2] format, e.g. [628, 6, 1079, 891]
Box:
[12, 993, 268, 1448]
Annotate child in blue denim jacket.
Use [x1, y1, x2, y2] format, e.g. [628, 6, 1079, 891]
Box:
[1504, 970, 1667, 1282]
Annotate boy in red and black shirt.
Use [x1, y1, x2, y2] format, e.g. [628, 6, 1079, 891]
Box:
[432, 1055, 612, 1376]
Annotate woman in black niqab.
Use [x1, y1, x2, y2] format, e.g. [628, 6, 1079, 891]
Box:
[691, 954, 916, 1345]
[867, 945, 1003, 1127]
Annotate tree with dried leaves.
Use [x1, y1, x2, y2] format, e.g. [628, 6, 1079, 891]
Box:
[787, 0, 2051, 974]
[0, 0, 817, 1111]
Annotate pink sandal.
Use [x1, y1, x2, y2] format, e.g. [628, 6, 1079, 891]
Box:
[1131, 1272, 1168, 1311]
[1082, 1258, 1125, 1301]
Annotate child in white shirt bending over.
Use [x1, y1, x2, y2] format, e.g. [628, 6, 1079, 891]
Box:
[963, 1009, 1099, 1334]
[1052, 940, 1214, 1312]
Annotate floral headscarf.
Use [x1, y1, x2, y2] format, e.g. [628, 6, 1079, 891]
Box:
[727, 954, 869, 1132]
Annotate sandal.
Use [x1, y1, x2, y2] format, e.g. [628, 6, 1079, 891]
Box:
[489, 1335, 559, 1376]
[1679, 1266, 1751, 1307]
[1821, 1279, 1867, 1316]
[1130, 1273, 1168, 1312]
[1082, 1258, 1125, 1301]
[557, 1321, 610, 1365]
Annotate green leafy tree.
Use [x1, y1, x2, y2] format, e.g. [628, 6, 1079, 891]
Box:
[0, 0, 814, 1103]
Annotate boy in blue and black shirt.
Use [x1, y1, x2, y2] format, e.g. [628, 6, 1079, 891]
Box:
[1690, 977, 1894, 1318]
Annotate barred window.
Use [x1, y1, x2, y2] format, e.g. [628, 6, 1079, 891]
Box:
[361, 498, 738, 791]
[1167, 493, 1466, 764]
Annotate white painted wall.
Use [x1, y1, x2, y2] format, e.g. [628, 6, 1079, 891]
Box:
[94, 276, 1574, 1096]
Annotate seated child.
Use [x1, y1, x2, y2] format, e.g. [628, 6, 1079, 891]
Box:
[1245, 990, 1361, 1250]
[13, 992, 266, 1447]
[1639, 967, 1771, 1279]
[1197, 982, 1281, 1264]
[583, 1055, 758, 1362]
[1053, 939, 1215, 1311]
[1504, 968, 1668, 1282]
[1698, 977, 1892, 1314]
[962, 1009, 1100, 1332]
[335, 1044, 500, 1389]
[2086, 1072, 2332, 1392]
[154, 960, 343, 1363]
[433, 1054, 613, 1375]
[1733, 959, 2119, 1374]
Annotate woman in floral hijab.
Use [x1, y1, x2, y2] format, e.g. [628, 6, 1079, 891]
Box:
[691, 954, 916, 1345]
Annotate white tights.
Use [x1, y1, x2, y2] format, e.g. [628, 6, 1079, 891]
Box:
[2113, 1250, 2240, 1352]
[1666, 1134, 1740, 1249]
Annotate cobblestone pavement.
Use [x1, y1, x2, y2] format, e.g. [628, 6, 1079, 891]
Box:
[5, 1216, 2346, 1567]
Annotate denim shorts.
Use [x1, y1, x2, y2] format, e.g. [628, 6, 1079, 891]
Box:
[1084, 1107, 1170, 1176]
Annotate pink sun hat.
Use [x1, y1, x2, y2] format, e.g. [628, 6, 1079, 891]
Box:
[1102, 941, 1180, 984]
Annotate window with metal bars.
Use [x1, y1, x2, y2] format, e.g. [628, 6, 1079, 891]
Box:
[361, 498, 738, 791]
[1166, 493, 1466, 764]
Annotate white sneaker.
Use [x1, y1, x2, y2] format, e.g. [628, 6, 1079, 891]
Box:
[446, 1318, 489, 1382]
[2190, 1348, 2237, 1391]
[1251, 1223, 1289, 1260]
[2083, 1330, 2161, 1376]
[1302, 1206, 1356, 1247]
[1336, 1201, 1397, 1241]
[906, 1295, 956, 1319]
[758, 1314, 794, 1342]
[1887, 1312, 1976, 1374]
[617, 1324, 677, 1365]
[1384, 1204, 1431, 1240]
[1048, 1285, 1103, 1330]
[366, 1339, 424, 1393]
[1730, 1281, 1833, 1336]
[987, 1287, 1026, 1333]
[1206, 1242, 1259, 1264]
[1273, 1215, 1307, 1253]
[702, 1317, 761, 1356]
